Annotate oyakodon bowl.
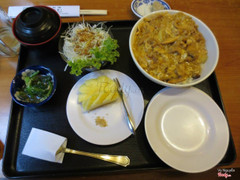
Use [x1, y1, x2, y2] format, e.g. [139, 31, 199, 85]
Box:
[10, 65, 57, 107]
[12, 6, 61, 46]
[129, 10, 219, 87]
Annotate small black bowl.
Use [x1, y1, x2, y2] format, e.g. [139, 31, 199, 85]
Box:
[12, 6, 61, 46]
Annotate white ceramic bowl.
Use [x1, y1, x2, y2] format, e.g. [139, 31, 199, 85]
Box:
[129, 10, 219, 87]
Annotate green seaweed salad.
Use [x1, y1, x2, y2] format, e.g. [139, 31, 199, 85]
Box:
[15, 69, 53, 103]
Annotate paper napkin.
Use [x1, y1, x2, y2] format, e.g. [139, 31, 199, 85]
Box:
[22, 128, 67, 163]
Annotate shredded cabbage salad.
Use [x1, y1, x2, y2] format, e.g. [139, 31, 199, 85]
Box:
[62, 22, 119, 76]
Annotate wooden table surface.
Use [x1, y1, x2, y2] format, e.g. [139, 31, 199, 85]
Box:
[0, 0, 240, 179]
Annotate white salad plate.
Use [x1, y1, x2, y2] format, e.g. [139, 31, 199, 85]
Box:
[66, 70, 144, 145]
[145, 87, 229, 173]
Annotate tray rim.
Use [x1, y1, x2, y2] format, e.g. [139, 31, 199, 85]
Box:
[2, 20, 236, 178]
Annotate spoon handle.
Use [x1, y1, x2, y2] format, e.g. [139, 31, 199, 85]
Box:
[64, 148, 130, 167]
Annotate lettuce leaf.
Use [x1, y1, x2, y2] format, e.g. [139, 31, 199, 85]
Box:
[67, 37, 120, 76]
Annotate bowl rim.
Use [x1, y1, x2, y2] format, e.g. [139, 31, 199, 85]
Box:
[12, 5, 62, 46]
[131, 0, 171, 18]
[10, 65, 57, 107]
[129, 10, 219, 87]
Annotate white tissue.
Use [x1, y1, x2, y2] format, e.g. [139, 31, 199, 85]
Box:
[22, 128, 67, 163]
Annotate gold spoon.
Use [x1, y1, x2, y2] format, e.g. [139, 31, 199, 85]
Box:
[56, 147, 130, 167]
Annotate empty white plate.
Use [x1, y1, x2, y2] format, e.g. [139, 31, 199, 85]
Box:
[145, 87, 229, 173]
[66, 70, 144, 145]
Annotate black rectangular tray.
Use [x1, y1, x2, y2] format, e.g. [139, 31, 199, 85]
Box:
[3, 21, 236, 178]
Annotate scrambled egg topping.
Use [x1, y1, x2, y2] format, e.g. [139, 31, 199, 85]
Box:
[132, 12, 208, 84]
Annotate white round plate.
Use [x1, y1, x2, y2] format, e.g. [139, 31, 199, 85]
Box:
[145, 87, 229, 173]
[66, 70, 144, 145]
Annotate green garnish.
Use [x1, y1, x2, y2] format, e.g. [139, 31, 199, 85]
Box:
[67, 37, 119, 76]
